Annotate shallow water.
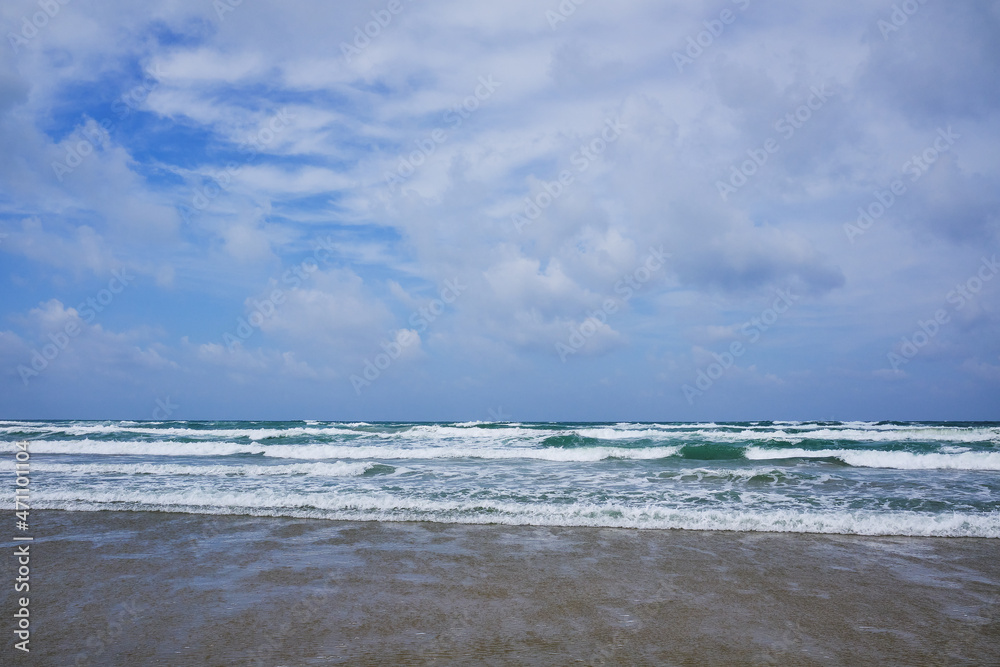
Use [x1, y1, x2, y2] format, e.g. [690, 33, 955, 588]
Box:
[4, 510, 997, 665]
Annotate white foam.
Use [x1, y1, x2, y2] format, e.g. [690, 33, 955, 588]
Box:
[23, 439, 264, 456]
[0, 423, 392, 440]
[71, 425, 361, 440]
[14, 461, 377, 477]
[690, 426, 1000, 444]
[267, 444, 684, 462]
[374, 424, 546, 442]
[612, 422, 721, 430]
[16, 489, 999, 538]
[745, 447, 1000, 470]
[661, 466, 800, 481]
[20, 439, 682, 462]
[6, 422, 997, 447]
[575, 428, 671, 440]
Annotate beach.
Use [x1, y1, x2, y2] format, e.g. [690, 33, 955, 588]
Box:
[3, 510, 997, 666]
[4, 0, 998, 662]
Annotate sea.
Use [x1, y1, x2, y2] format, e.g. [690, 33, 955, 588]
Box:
[4, 420, 999, 538]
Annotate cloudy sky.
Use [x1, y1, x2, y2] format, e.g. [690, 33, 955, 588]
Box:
[1, 0, 998, 421]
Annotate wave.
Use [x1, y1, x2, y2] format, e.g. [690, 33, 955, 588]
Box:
[0, 422, 553, 443]
[688, 427, 1000, 444]
[16, 489, 999, 538]
[0, 424, 370, 440]
[575, 427, 672, 440]
[21, 439, 263, 456]
[654, 467, 818, 483]
[18, 439, 683, 462]
[745, 447, 1000, 470]
[4, 422, 997, 447]
[13, 461, 380, 477]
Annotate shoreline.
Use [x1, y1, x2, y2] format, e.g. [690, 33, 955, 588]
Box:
[13, 502, 1000, 539]
[3, 510, 999, 665]
[17, 501, 1000, 539]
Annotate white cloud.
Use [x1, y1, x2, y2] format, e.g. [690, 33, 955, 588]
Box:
[1, 0, 999, 416]
[1, 300, 174, 388]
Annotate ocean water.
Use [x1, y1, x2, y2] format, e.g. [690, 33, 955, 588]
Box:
[3, 420, 999, 537]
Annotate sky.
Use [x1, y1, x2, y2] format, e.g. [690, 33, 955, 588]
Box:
[0, 0, 998, 421]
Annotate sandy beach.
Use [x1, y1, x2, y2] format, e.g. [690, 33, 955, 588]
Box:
[1, 510, 997, 665]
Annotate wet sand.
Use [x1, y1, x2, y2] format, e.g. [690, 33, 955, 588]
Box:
[2, 510, 998, 666]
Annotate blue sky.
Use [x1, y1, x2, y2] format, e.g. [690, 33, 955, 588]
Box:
[1, 0, 998, 421]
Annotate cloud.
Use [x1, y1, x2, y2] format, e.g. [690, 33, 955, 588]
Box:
[1, 218, 119, 276]
[0, 0, 998, 417]
[1, 299, 173, 389]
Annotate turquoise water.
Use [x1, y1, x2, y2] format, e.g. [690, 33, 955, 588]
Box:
[4, 420, 999, 536]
